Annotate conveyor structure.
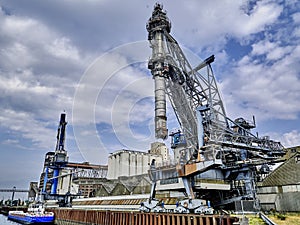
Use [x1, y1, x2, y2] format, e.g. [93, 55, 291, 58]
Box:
[141, 3, 285, 213]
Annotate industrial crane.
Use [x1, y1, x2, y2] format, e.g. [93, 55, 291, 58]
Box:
[41, 112, 70, 205]
[40, 113, 103, 206]
[141, 3, 285, 213]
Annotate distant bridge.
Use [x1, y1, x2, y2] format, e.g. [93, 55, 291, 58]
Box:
[0, 189, 29, 193]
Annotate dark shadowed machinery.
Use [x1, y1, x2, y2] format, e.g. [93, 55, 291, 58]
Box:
[140, 3, 285, 213]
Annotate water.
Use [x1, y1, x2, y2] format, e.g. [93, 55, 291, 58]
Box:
[0, 214, 20, 224]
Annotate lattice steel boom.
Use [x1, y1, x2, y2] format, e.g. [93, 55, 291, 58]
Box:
[144, 3, 285, 211]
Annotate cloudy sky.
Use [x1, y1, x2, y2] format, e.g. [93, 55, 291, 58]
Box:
[0, 0, 299, 192]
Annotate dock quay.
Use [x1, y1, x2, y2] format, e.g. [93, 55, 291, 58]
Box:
[52, 209, 238, 225]
[0, 206, 28, 216]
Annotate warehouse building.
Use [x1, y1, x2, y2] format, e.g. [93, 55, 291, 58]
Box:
[257, 146, 300, 212]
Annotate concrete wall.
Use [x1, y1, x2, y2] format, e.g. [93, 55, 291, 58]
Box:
[149, 142, 169, 161]
[129, 153, 137, 176]
[119, 152, 129, 177]
[57, 169, 79, 195]
[107, 156, 114, 180]
[107, 150, 164, 180]
[257, 184, 300, 212]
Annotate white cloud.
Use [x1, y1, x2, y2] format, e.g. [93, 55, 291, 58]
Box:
[46, 37, 80, 61]
[282, 130, 300, 148]
[268, 130, 300, 148]
[163, 1, 283, 53]
[1, 42, 35, 69]
[237, 1, 283, 36]
[220, 6, 300, 124]
[293, 27, 300, 37]
[0, 0, 299, 179]
[251, 40, 293, 61]
[0, 109, 56, 150]
[0, 73, 54, 95]
[292, 12, 300, 24]
[0, 5, 90, 159]
[251, 40, 277, 56]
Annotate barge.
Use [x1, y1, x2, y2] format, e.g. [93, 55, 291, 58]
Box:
[8, 203, 54, 224]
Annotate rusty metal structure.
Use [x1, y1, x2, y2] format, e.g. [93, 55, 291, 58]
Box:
[53, 208, 237, 225]
[142, 3, 285, 212]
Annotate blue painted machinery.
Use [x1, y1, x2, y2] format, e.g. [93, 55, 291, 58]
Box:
[41, 113, 70, 206]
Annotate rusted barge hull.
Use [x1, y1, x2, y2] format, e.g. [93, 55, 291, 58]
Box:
[52, 209, 238, 225]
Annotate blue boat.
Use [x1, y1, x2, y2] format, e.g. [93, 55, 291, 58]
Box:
[8, 203, 54, 224]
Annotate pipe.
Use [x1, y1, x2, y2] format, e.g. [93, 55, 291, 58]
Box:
[51, 169, 59, 194]
[154, 72, 168, 139]
[42, 167, 48, 193]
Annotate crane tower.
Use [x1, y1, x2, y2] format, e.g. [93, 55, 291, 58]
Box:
[142, 3, 285, 213]
[41, 113, 69, 204]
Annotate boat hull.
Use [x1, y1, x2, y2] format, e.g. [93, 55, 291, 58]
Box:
[8, 213, 54, 224]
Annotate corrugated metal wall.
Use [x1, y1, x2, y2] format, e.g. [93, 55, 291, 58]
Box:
[53, 209, 237, 225]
